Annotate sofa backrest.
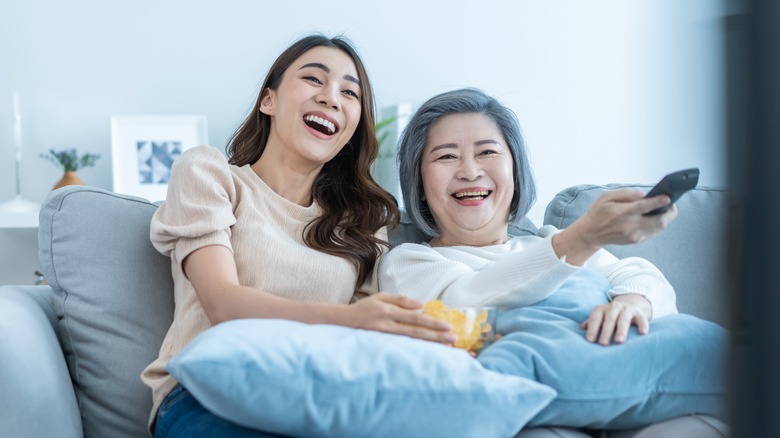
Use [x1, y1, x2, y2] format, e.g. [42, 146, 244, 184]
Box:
[388, 211, 538, 246]
[544, 184, 730, 327]
[38, 186, 174, 438]
[39, 183, 725, 437]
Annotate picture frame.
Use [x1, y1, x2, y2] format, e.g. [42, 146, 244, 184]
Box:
[110, 115, 208, 202]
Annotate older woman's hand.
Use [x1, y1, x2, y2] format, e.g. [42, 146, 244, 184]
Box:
[552, 188, 677, 265]
[580, 294, 652, 345]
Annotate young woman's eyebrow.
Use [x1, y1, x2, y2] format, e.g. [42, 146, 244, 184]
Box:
[298, 62, 361, 86]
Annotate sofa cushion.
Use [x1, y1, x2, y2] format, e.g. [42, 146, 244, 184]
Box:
[166, 318, 557, 438]
[38, 186, 174, 437]
[543, 184, 729, 326]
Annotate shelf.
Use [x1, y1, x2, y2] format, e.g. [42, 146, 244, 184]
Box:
[0, 196, 40, 228]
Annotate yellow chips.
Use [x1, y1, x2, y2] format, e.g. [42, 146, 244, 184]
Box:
[423, 300, 493, 353]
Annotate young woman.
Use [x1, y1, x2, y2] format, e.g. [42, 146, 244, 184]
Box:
[379, 88, 728, 437]
[142, 34, 454, 437]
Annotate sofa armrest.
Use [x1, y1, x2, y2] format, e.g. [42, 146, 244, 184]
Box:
[0, 285, 82, 437]
[544, 184, 729, 327]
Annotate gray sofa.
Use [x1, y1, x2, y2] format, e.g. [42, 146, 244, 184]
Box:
[0, 183, 730, 438]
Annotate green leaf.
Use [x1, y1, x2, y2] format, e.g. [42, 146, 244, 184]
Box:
[375, 116, 397, 133]
[40, 148, 100, 172]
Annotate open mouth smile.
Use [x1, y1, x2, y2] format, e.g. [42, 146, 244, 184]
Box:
[452, 190, 492, 202]
[303, 114, 339, 135]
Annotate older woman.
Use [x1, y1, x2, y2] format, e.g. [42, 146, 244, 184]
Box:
[379, 88, 728, 437]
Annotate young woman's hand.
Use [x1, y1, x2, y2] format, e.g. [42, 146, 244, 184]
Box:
[552, 189, 677, 265]
[580, 294, 651, 346]
[345, 293, 456, 345]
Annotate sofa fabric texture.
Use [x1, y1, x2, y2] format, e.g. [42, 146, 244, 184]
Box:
[0, 184, 729, 437]
[38, 186, 175, 437]
[0, 285, 82, 437]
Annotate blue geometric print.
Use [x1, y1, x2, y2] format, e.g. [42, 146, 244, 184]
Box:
[136, 140, 183, 184]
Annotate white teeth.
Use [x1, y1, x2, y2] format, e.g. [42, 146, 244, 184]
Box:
[454, 191, 490, 199]
[304, 115, 336, 134]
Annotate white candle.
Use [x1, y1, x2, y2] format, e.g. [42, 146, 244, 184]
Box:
[13, 91, 22, 153]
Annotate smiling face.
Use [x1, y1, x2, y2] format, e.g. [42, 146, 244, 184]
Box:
[259, 46, 362, 168]
[420, 112, 515, 246]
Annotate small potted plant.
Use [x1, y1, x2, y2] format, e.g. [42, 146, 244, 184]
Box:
[41, 148, 101, 190]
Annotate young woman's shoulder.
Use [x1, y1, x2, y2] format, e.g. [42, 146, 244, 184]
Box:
[175, 145, 230, 172]
[168, 146, 236, 192]
[150, 145, 237, 255]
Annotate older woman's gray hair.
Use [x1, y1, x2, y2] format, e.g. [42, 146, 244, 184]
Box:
[397, 88, 536, 237]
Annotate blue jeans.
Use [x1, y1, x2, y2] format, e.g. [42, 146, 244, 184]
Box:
[155, 384, 286, 438]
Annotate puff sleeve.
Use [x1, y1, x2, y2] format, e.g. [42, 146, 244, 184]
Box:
[150, 146, 238, 272]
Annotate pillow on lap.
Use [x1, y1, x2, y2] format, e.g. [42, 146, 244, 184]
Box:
[166, 318, 557, 438]
[477, 268, 729, 429]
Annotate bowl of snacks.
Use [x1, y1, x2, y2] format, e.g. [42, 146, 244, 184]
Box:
[423, 300, 497, 354]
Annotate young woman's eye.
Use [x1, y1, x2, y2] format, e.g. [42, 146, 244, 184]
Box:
[342, 89, 359, 98]
[303, 76, 322, 85]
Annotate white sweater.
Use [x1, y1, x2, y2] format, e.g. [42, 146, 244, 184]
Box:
[378, 225, 678, 317]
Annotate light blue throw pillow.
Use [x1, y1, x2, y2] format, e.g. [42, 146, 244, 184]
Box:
[477, 268, 729, 429]
[166, 318, 556, 438]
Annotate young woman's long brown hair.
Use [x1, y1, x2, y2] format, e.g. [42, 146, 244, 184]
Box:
[227, 34, 399, 287]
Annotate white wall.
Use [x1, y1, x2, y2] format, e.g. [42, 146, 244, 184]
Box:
[0, 0, 727, 285]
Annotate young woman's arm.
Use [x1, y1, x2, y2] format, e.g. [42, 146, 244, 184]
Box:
[184, 244, 455, 344]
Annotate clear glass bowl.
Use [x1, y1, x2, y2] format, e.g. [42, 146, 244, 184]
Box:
[423, 300, 497, 353]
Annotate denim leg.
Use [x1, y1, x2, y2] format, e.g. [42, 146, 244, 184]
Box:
[155, 384, 287, 438]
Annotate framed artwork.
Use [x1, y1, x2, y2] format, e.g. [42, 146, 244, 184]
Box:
[110, 115, 208, 201]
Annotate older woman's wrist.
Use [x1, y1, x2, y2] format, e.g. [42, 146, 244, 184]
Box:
[552, 224, 601, 266]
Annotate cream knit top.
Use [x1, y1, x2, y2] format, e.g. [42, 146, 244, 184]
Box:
[141, 145, 368, 427]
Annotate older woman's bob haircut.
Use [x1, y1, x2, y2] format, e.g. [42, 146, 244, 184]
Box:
[397, 88, 536, 237]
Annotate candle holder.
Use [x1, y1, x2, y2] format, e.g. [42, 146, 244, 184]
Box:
[0, 92, 40, 228]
